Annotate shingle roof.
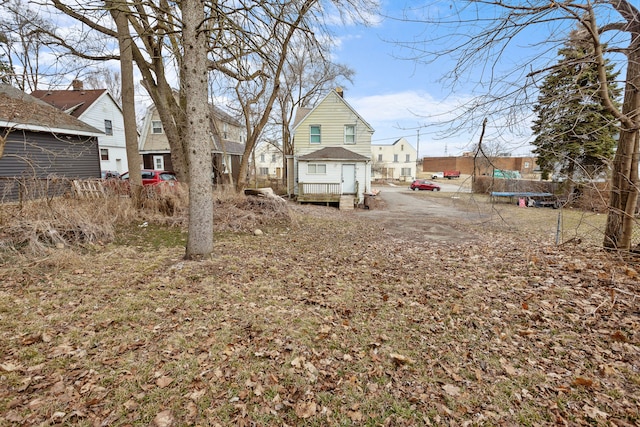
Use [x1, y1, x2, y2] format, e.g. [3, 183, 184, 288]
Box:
[291, 107, 312, 129]
[216, 139, 245, 155]
[30, 88, 107, 118]
[297, 146, 370, 161]
[0, 84, 102, 135]
[210, 105, 242, 127]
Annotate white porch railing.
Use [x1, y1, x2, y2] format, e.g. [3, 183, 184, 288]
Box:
[299, 182, 342, 196]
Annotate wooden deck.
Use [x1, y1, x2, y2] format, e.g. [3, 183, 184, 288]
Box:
[297, 182, 343, 203]
[296, 182, 360, 210]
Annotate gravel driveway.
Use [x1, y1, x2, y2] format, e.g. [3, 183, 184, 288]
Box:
[357, 183, 478, 243]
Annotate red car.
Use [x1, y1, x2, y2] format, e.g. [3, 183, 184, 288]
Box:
[410, 179, 441, 191]
[120, 169, 178, 186]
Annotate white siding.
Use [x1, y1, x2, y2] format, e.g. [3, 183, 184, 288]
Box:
[79, 93, 128, 173]
[290, 90, 375, 202]
[254, 143, 283, 177]
[293, 92, 373, 158]
[371, 137, 417, 181]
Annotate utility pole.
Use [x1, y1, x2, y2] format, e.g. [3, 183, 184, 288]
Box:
[416, 129, 421, 174]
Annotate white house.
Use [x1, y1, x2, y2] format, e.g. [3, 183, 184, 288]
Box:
[31, 80, 127, 175]
[289, 88, 374, 207]
[254, 143, 284, 179]
[371, 137, 417, 181]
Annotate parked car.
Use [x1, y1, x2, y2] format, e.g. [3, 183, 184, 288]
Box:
[431, 172, 444, 179]
[410, 179, 440, 191]
[120, 169, 178, 186]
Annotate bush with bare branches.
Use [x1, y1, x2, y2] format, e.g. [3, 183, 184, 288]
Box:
[0, 179, 294, 257]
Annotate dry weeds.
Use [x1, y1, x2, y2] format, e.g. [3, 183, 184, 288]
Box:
[0, 193, 638, 426]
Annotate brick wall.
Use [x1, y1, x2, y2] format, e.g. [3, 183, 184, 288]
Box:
[422, 156, 537, 176]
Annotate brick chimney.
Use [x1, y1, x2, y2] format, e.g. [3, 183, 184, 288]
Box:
[72, 80, 84, 91]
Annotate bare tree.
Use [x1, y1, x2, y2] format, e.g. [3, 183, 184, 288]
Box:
[107, 0, 142, 205]
[398, 1, 640, 251]
[0, 0, 61, 91]
[181, 0, 214, 258]
[44, 0, 378, 257]
[216, 0, 373, 192]
[84, 67, 124, 106]
[274, 36, 355, 187]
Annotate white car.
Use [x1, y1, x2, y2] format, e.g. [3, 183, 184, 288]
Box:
[431, 172, 444, 179]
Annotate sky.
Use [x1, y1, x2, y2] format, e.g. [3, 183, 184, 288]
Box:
[328, 1, 536, 158]
[6, 0, 628, 159]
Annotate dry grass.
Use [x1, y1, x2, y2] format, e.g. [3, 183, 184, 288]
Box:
[415, 190, 616, 248]
[0, 190, 639, 426]
[0, 185, 292, 259]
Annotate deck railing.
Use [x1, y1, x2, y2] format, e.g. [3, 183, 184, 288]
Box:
[298, 182, 342, 196]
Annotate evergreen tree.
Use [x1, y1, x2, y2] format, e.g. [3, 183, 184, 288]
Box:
[531, 30, 621, 181]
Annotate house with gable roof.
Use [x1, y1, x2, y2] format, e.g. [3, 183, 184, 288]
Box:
[288, 88, 374, 207]
[31, 80, 127, 175]
[371, 137, 417, 181]
[0, 84, 102, 201]
[138, 101, 245, 184]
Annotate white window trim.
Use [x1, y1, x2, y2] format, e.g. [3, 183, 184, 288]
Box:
[310, 125, 321, 144]
[104, 119, 113, 136]
[344, 124, 356, 144]
[153, 155, 165, 170]
[308, 163, 327, 174]
[152, 120, 163, 134]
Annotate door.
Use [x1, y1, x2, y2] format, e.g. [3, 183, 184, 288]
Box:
[342, 164, 356, 194]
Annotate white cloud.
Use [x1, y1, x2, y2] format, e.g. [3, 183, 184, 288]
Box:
[349, 90, 467, 124]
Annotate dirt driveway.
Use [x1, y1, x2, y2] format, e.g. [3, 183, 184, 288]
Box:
[357, 184, 480, 243]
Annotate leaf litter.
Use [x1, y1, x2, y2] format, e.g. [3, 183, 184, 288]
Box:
[0, 199, 638, 426]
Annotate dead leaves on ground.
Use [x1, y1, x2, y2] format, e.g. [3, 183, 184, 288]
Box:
[0, 208, 639, 426]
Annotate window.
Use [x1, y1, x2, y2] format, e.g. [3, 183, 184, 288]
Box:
[100, 149, 109, 161]
[259, 167, 269, 175]
[260, 154, 265, 162]
[524, 161, 530, 168]
[272, 154, 277, 162]
[152, 120, 163, 134]
[401, 167, 411, 176]
[153, 155, 164, 170]
[104, 119, 113, 135]
[401, 144, 404, 151]
[406, 154, 410, 162]
[393, 154, 398, 163]
[222, 122, 228, 139]
[308, 163, 326, 174]
[310, 125, 321, 144]
[344, 125, 355, 144]
[377, 154, 383, 162]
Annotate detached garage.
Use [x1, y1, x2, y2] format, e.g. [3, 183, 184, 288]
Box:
[0, 84, 102, 202]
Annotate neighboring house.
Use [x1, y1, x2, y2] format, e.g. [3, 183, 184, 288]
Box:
[371, 137, 417, 181]
[138, 102, 245, 184]
[31, 80, 127, 175]
[254, 143, 283, 179]
[288, 88, 374, 207]
[0, 84, 102, 201]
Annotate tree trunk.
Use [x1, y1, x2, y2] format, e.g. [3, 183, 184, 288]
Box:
[182, 0, 214, 259]
[109, 1, 142, 206]
[603, 35, 640, 250]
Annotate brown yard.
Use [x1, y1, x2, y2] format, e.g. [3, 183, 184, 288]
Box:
[0, 187, 638, 426]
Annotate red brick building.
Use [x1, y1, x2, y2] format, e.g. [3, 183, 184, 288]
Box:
[422, 153, 538, 178]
